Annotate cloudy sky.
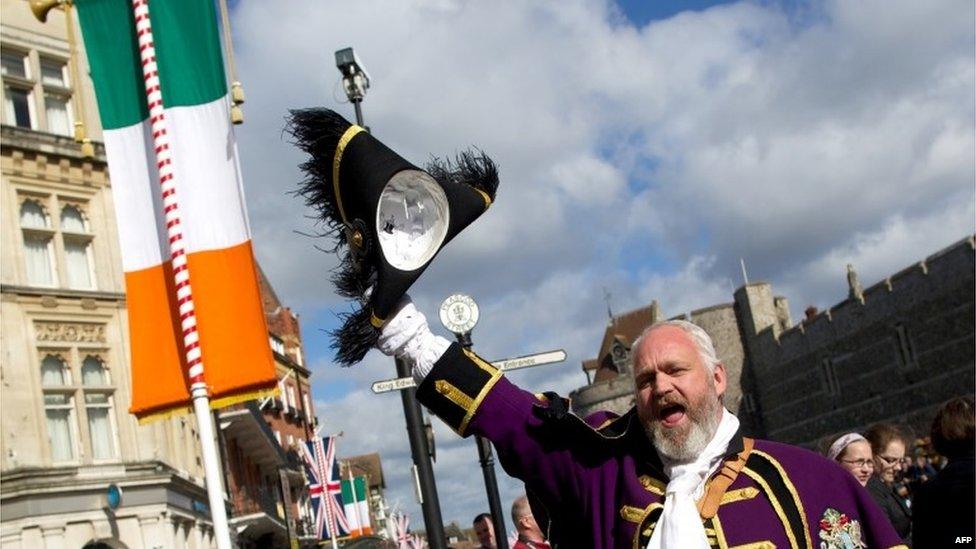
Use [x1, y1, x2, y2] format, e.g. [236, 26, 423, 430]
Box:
[227, 0, 974, 536]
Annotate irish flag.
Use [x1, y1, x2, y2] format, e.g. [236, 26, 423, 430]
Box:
[341, 476, 373, 537]
[75, 0, 276, 420]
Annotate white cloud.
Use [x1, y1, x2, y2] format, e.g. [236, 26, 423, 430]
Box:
[230, 0, 974, 534]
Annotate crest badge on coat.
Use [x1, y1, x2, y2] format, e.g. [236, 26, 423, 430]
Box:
[818, 507, 866, 549]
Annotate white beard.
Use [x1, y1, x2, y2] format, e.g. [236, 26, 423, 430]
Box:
[646, 390, 723, 463]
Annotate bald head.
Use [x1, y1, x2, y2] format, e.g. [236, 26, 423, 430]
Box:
[511, 495, 544, 542]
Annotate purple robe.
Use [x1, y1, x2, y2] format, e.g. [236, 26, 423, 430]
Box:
[416, 343, 906, 549]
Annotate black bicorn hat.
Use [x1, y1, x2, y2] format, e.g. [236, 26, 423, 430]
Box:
[287, 108, 499, 365]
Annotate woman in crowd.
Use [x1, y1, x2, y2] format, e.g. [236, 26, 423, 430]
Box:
[865, 423, 912, 546]
[827, 432, 874, 486]
[913, 397, 975, 548]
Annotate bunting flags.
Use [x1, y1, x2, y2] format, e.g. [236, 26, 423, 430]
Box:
[74, 0, 276, 420]
[391, 510, 425, 549]
[300, 436, 350, 540]
[341, 475, 373, 537]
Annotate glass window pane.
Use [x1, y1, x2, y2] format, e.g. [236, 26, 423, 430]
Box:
[82, 357, 107, 386]
[20, 201, 48, 228]
[41, 356, 67, 386]
[60, 206, 86, 232]
[46, 407, 75, 461]
[44, 393, 68, 405]
[24, 234, 54, 286]
[40, 59, 67, 87]
[85, 393, 108, 405]
[45, 94, 71, 136]
[87, 406, 114, 459]
[64, 241, 92, 289]
[1, 51, 27, 78]
[5, 87, 32, 128]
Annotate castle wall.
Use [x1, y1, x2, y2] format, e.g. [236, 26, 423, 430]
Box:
[689, 304, 746, 414]
[745, 238, 975, 446]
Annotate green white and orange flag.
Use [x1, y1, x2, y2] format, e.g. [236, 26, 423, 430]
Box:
[341, 476, 373, 537]
[75, 0, 276, 421]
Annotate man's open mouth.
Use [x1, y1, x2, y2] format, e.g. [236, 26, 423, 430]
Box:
[658, 403, 686, 427]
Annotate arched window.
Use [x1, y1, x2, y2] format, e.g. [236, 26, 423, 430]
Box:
[60, 205, 87, 233]
[41, 355, 68, 386]
[82, 356, 108, 386]
[20, 200, 49, 228]
[40, 354, 76, 462]
[61, 205, 94, 289]
[20, 200, 55, 286]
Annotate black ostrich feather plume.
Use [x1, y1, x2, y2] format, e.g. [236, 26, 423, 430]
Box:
[286, 108, 352, 246]
[426, 149, 499, 202]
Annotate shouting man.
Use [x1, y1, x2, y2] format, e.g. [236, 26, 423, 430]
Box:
[378, 302, 904, 548]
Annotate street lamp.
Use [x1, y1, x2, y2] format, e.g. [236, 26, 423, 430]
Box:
[335, 47, 370, 127]
[439, 294, 510, 549]
[331, 48, 447, 549]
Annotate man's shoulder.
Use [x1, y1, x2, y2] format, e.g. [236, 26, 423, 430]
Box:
[749, 438, 851, 481]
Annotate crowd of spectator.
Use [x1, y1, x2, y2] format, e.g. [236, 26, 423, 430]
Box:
[827, 396, 975, 548]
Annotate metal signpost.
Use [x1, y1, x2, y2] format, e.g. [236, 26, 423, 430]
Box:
[371, 350, 568, 394]
[369, 299, 568, 549]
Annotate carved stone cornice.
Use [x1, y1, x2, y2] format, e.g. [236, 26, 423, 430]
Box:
[34, 321, 105, 343]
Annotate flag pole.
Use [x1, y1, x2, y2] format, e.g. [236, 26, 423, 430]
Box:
[348, 469, 365, 537]
[129, 1, 232, 547]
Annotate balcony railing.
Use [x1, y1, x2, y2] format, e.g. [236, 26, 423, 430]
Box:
[232, 486, 281, 520]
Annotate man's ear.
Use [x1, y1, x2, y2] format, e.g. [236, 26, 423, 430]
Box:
[713, 361, 727, 397]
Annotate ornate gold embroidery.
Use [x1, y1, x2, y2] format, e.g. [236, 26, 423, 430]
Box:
[630, 503, 664, 549]
[458, 368, 503, 435]
[729, 542, 776, 549]
[742, 467, 799, 549]
[463, 347, 499, 375]
[712, 514, 730, 549]
[638, 474, 666, 495]
[620, 505, 645, 523]
[751, 450, 812, 548]
[721, 487, 760, 505]
[434, 380, 473, 410]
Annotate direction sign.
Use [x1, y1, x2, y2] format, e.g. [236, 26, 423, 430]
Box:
[371, 349, 567, 394]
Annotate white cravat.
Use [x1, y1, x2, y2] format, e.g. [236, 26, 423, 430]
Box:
[647, 408, 740, 549]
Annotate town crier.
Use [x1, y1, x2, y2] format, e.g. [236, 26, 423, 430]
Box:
[377, 300, 906, 549]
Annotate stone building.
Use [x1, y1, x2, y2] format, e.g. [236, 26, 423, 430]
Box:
[572, 236, 975, 449]
[1, 2, 215, 547]
[1, 2, 325, 547]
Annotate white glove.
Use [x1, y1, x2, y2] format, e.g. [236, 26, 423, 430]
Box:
[376, 297, 450, 382]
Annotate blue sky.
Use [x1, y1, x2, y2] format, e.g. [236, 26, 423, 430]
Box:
[228, 0, 975, 537]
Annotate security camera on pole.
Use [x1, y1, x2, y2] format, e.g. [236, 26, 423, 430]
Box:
[439, 294, 510, 549]
[329, 46, 448, 549]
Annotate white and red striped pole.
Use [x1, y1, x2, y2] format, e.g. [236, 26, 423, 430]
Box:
[131, 1, 232, 547]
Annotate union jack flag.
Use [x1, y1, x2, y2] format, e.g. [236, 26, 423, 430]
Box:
[300, 436, 350, 539]
[391, 511, 425, 549]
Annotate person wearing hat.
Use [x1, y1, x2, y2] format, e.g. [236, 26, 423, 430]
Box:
[290, 109, 904, 549]
[376, 308, 906, 549]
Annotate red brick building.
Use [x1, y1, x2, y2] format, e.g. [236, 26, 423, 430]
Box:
[217, 265, 319, 548]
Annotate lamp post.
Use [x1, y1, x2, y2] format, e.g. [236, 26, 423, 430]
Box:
[439, 294, 509, 549]
[335, 47, 446, 549]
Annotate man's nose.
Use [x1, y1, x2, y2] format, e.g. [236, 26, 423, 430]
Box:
[652, 374, 675, 396]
